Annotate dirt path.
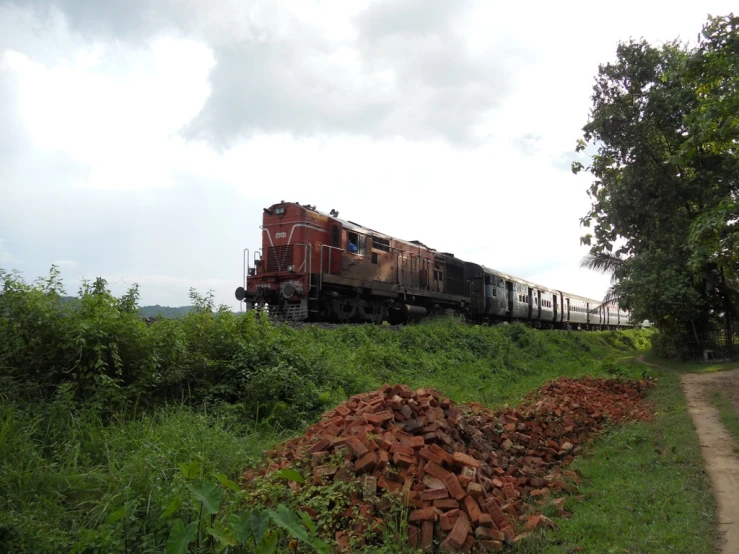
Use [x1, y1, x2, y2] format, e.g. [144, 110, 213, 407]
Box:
[680, 369, 739, 553]
[636, 356, 739, 552]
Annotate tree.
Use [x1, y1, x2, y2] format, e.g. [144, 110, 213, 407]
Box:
[574, 15, 739, 356]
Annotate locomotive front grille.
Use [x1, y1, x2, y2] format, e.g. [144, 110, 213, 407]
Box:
[265, 245, 294, 272]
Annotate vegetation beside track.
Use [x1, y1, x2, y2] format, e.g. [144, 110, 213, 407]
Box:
[0, 269, 717, 553]
[513, 359, 718, 553]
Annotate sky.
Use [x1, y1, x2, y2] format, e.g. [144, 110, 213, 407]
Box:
[0, 0, 734, 309]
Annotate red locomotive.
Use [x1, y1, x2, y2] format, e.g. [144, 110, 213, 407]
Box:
[235, 201, 632, 328]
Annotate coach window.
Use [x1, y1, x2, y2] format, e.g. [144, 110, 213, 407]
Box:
[347, 231, 359, 252]
[347, 231, 366, 255]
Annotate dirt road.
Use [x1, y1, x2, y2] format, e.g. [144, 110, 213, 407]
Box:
[681, 369, 739, 553]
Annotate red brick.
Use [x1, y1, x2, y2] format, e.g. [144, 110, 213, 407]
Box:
[408, 506, 437, 522]
[345, 437, 368, 458]
[424, 461, 451, 481]
[429, 444, 455, 466]
[392, 451, 416, 467]
[377, 476, 402, 493]
[446, 512, 471, 550]
[475, 526, 503, 540]
[407, 525, 419, 548]
[525, 515, 541, 531]
[361, 412, 384, 425]
[443, 473, 467, 501]
[478, 513, 495, 528]
[422, 475, 446, 490]
[383, 431, 398, 448]
[334, 404, 350, 416]
[461, 535, 475, 552]
[467, 482, 483, 498]
[400, 435, 426, 448]
[355, 451, 378, 475]
[335, 531, 350, 552]
[434, 498, 459, 510]
[421, 520, 434, 552]
[377, 449, 389, 469]
[478, 539, 503, 552]
[453, 452, 481, 469]
[501, 525, 515, 542]
[419, 447, 444, 466]
[463, 495, 482, 523]
[503, 482, 517, 499]
[375, 410, 394, 421]
[307, 438, 330, 454]
[390, 443, 415, 456]
[419, 487, 449, 501]
[439, 510, 458, 531]
[486, 504, 509, 530]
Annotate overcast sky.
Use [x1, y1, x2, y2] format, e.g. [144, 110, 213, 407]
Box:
[0, 0, 734, 308]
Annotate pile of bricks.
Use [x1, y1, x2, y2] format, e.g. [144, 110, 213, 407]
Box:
[251, 377, 652, 552]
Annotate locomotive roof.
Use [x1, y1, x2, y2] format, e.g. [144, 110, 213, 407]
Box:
[296, 203, 446, 254]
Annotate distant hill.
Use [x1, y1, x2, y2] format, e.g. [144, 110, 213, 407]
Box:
[59, 296, 193, 319]
[137, 305, 193, 319]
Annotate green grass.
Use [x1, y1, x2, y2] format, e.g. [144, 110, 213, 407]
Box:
[642, 350, 738, 374]
[513, 359, 718, 554]
[0, 393, 286, 553]
[708, 390, 739, 453]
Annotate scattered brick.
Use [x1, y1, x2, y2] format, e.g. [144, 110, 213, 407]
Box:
[247, 377, 654, 553]
[421, 520, 434, 552]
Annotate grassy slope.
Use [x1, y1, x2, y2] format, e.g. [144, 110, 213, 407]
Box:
[3, 324, 717, 554]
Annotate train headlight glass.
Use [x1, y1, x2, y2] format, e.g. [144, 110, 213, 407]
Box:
[274, 206, 285, 215]
[287, 265, 294, 272]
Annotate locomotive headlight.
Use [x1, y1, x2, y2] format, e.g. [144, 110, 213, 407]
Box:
[274, 206, 285, 215]
[287, 265, 294, 272]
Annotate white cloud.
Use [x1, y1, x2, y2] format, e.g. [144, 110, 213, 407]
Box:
[1, 0, 735, 309]
[0, 239, 20, 266]
[51, 259, 77, 269]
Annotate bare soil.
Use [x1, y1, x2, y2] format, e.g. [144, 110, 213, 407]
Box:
[681, 369, 739, 553]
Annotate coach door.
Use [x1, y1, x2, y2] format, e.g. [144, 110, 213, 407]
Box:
[553, 295, 558, 322]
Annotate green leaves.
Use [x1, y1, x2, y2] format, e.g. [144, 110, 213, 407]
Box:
[189, 481, 224, 515]
[166, 518, 198, 554]
[214, 472, 241, 492]
[178, 460, 201, 481]
[207, 519, 237, 549]
[267, 505, 310, 543]
[272, 468, 304, 483]
[266, 505, 331, 554]
[249, 510, 271, 545]
[227, 513, 253, 544]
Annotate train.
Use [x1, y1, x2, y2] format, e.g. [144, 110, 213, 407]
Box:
[234, 201, 633, 329]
